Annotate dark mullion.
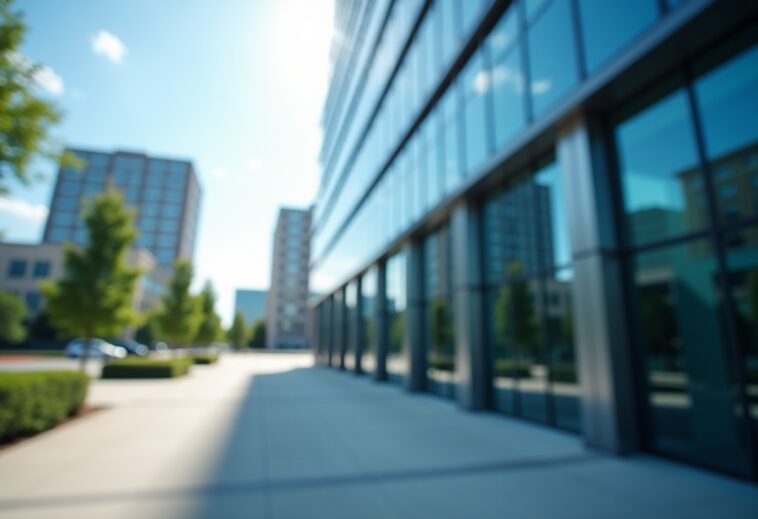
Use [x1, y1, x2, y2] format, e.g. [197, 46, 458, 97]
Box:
[683, 65, 758, 479]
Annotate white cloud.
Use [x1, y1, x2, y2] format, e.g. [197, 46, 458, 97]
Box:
[210, 167, 228, 180]
[531, 79, 552, 95]
[245, 158, 261, 173]
[0, 198, 48, 223]
[91, 30, 127, 63]
[33, 65, 64, 96]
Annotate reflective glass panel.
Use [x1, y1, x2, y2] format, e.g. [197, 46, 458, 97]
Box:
[386, 252, 408, 383]
[614, 88, 707, 245]
[424, 226, 456, 399]
[527, 0, 580, 116]
[695, 41, 758, 224]
[632, 239, 750, 476]
[578, 0, 658, 72]
[361, 268, 378, 375]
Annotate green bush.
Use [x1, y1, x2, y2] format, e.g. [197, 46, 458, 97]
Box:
[493, 360, 530, 379]
[101, 358, 192, 379]
[192, 355, 218, 365]
[0, 371, 89, 442]
[550, 364, 578, 383]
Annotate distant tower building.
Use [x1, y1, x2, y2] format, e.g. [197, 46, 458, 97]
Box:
[266, 207, 311, 349]
[234, 289, 268, 326]
[43, 148, 201, 269]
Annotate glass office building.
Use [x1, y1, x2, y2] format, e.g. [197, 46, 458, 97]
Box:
[44, 149, 201, 269]
[310, 0, 758, 480]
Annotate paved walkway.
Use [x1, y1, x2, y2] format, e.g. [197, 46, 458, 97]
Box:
[0, 352, 756, 518]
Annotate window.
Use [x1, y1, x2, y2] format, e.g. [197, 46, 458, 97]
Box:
[489, 22, 526, 150]
[33, 261, 51, 278]
[694, 40, 758, 224]
[386, 252, 408, 383]
[578, 0, 658, 73]
[49, 228, 70, 242]
[25, 292, 41, 313]
[8, 259, 27, 278]
[462, 49, 491, 177]
[423, 226, 456, 399]
[527, 0, 580, 116]
[613, 86, 705, 246]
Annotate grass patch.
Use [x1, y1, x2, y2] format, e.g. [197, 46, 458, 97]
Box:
[101, 358, 192, 379]
[0, 371, 89, 443]
[192, 355, 218, 365]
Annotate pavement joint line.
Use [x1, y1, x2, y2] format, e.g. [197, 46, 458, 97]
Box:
[0, 453, 601, 512]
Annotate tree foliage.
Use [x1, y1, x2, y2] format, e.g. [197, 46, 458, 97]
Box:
[41, 190, 141, 368]
[226, 312, 248, 348]
[494, 261, 539, 358]
[134, 310, 159, 346]
[156, 260, 201, 347]
[0, 290, 26, 344]
[0, 0, 74, 194]
[248, 319, 266, 349]
[195, 281, 222, 345]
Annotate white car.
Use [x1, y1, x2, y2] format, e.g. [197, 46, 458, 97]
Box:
[65, 338, 128, 359]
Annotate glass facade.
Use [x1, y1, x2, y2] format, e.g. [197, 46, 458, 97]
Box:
[313, 0, 758, 479]
[612, 30, 758, 476]
[483, 156, 578, 429]
[423, 225, 456, 399]
[386, 252, 408, 384]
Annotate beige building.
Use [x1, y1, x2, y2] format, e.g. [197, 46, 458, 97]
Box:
[266, 207, 311, 349]
[0, 242, 168, 319]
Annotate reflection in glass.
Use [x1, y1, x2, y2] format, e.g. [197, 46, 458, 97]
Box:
[490, 43, 525, 151]
[527, 0, 580, 116]
[344, 281, 358, 372]
[331, 289, 345, 369]
[547, 269, 579, 431]
[725, 227, 758, 431]
[424, 226, 456, 399]
[483, 157, 578, 429]
[361, 268, 378, 375]
[462, 50, 491, 178]
[695, 42, 758, 224]
[386, 252, 408, 384]
[633, 240, 750, 475]
[578, 0, 658, 72]
[615, 88, 707, 246]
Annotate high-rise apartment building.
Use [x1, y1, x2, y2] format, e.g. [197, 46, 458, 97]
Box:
[311, 0, 758, 480]
[267, 208, 311, 349]
[43, 149, 201, 269]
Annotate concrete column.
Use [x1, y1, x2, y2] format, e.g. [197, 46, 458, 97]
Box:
[450, 200, 488, 410]
[558, 116, 639, 453]
[375, 261, 388, 382]
[405, 240, 425, 392]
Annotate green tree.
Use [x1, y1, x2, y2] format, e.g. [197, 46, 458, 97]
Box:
[26, 308, 63, 342]
[134, 310, 159, 346]
[248, 318, 266, 349]
[41, 190, 141, 370]
[0, 0, 76, 194]
[226, 312, 248, 349]
[156, 260, 201, 348]
[0, 290, 26, 344]
[195, 281, 222, 345]
[494, 262, 539, 360]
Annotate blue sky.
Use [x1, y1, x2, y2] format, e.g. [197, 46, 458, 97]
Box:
[0, 0, 334, 324]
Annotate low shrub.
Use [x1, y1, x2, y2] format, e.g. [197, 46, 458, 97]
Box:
[101, 358, 192, 379]
[0, 371, 89, 443]
[192, 355, 218, 365]
[493, 360, 530, 379]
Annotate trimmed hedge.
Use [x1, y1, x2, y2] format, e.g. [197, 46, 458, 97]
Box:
[192, 355, 218, 365]
[101, 358, 192, 379]
[0, 371, 89, 443]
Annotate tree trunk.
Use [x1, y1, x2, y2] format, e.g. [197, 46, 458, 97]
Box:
[81, 332, 93, 373]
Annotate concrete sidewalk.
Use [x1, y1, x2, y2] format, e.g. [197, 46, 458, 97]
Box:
[0, 352, 755, 518]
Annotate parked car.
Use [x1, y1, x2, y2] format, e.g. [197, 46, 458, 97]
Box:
[64, 338, 127, 359]
[111, 339, 150, 357]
